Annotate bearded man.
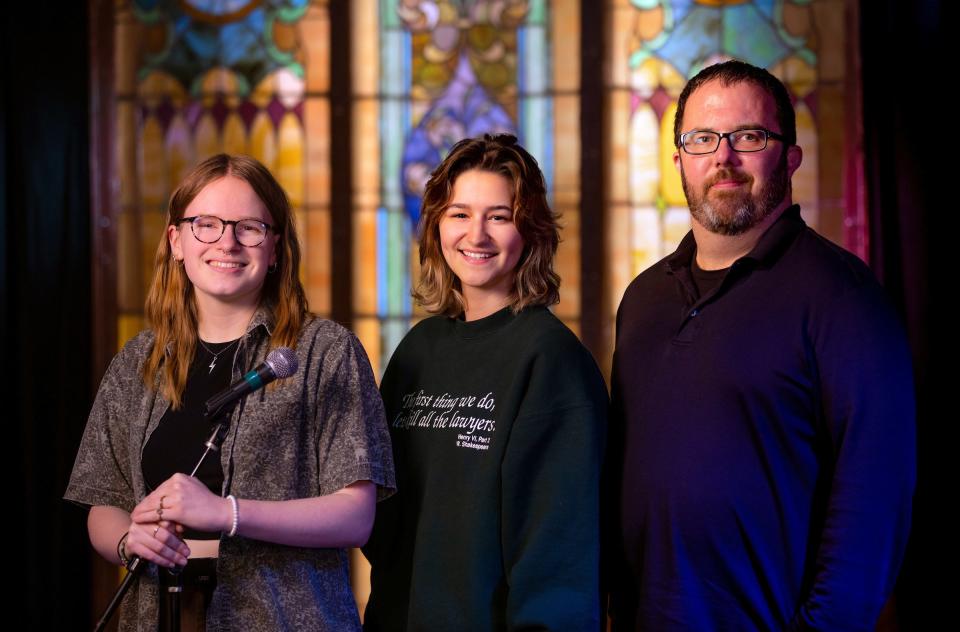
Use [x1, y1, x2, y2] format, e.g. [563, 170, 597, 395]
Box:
[607, 60, 915, 631]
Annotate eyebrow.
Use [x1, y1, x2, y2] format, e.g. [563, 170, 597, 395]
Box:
[446, 203, 513, 212]
[685, 123, 770, 133]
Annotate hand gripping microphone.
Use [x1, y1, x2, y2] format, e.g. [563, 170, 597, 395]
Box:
[204, 347, 299, 415]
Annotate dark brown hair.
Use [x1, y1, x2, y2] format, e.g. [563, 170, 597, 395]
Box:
[414, 134, 560, 316]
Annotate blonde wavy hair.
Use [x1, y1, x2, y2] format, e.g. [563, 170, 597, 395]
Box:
[414, 134, 560, 316]
[142, 154, 308, 408]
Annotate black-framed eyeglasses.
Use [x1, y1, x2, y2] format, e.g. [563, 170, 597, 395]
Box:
[679, 128, 788, 155]
[176, 215, 274, 247]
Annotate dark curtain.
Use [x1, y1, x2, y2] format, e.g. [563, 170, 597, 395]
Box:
[4, 2, 93, 628]
[861, 1, 943, 629]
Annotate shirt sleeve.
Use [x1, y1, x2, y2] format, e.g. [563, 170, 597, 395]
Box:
[313, 329, 396, 501]
[63, 344, 141, 512]
[794, 282, 916, 631]
[500, 340, 608, 631]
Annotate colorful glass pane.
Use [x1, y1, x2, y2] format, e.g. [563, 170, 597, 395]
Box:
[358, 0, 570, 375]
[605, 0, 852, 363]
[113, 0, 330, 347]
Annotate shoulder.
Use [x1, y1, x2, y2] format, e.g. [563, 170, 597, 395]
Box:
[775, 227, 904, 335]
[116, 329, 155, 362]
[514, 307, 607, 402]
[617, 254, 675, 317]
[383, 314, 450, 363]
[783, 226, 882, 295]
[99, 329, 156, 385]
[401, 314, 449, 340]
[293, 315, 368, 360]
[293, 315, 377, 376]
[514, 307, 590, 357]
[296, 314, 353, 344]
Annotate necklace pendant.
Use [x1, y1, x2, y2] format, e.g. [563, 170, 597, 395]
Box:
[208, 357, 217, 373]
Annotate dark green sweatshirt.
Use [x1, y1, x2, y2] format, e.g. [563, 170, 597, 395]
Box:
[364, 306, 608, 631]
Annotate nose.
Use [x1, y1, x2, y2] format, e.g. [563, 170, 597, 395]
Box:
[714, 135, 741, 166]
[218, 222, 241, 250]
[466, 216, 489, 244]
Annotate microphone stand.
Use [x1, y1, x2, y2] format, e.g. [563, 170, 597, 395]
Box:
[94, 414, 231, 632]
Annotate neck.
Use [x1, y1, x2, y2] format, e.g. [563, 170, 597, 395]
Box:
[462, 292, 511, 322]
[691, 203, 790, 270]
[196, 296, 258, 342]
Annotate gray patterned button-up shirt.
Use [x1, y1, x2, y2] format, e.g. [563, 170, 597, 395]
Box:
[66, 309, 395, 631]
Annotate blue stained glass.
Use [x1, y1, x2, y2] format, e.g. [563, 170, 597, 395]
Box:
[754, 0, 777, 20]
[521, 95, 552, 193]
[520, 25, 548, 93]
[382, 319, 411, 373]
[387, 211, 410, 314]
[401, 54, 515, 227]
[724, 4, 789, 68]
[641, 2, 801, 78]
[667, 0, 694, 24]
[377, 206, 390, 317]
[134, 0, 305, 95]
[657, 7, 721, 77]
[381, 30, 408, 97]
[632, 0, 663, 10]
[528, 0, 548, 22]
[382, 101, 407, 209]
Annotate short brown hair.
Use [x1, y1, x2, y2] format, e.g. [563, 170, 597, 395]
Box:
[414, 134, 560, 316]
[143, 154, 308, 408]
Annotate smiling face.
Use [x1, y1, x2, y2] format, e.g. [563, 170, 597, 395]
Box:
[438, 169, 525, 319]
[673, 79, 802, 235]
[168, 176, 278, 315]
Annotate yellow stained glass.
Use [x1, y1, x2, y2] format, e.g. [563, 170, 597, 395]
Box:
[630, 104, 660, 205]
[194, 113, 219, 160]
[166, 115, 193, 192]
[139, 118, 166, 207]
[223, 113, 248, 156]
[108, 1, 330, 358]
[660, 103, 683, 206]
[276, 112, 305, 207]
[249, 112, 277, 172]
[353, 207, 378, 315]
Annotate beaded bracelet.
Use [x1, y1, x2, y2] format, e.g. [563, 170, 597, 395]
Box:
[226, 494, 239, 537]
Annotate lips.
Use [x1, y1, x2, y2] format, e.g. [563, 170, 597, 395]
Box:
[207, 260, 246, 269]
[708, 170, 750, 190]
[460, 250, 495, 261]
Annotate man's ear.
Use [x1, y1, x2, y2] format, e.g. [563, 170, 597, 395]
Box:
[786, 144, 803, 177]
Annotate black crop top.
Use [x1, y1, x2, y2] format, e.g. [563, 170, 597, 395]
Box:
[141, 338, 238, 540]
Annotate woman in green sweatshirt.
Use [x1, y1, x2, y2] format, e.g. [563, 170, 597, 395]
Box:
[364, 134, 608, 631]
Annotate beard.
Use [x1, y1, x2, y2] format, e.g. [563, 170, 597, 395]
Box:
[681, 150, 790, 236]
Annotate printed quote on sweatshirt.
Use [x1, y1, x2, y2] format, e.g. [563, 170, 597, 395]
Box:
[393, 390, 497, 451]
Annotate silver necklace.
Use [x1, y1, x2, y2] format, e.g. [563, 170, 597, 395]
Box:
[197, 337, 241, 374]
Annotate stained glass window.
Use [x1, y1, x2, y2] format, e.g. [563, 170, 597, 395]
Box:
[351, 0, 581, 375]
[605, 0, 856, 360]
[113, 0, 330, 348]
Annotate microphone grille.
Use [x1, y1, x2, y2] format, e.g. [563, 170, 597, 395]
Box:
[265, 347, 299, 379]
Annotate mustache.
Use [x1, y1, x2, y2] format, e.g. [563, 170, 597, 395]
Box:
[706, 169, 752, 188]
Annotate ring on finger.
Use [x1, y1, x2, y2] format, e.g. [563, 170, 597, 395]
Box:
[153, 525, 160, 538]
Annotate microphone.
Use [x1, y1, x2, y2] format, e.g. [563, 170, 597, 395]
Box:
[204, 347, 298, 415]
